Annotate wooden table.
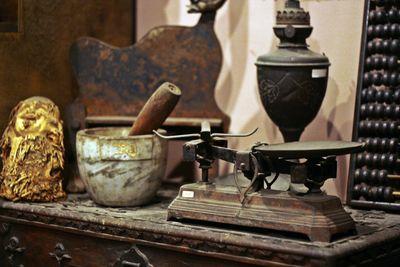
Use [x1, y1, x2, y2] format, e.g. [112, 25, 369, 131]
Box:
[0, 193, 399, 267]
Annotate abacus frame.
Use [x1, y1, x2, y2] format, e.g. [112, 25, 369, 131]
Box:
[348, 0, 400, 211]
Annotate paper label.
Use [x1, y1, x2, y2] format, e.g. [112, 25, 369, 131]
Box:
[312, 69, 327, 78]
[182, 190, 194, 198]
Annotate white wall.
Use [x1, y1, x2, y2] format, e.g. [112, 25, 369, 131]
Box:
[137, 0, 365, 200]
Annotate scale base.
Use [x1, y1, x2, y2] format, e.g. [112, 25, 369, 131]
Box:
[167, 182, 356, 242]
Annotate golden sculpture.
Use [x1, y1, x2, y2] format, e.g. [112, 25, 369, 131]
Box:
[0, 96, 66, 201]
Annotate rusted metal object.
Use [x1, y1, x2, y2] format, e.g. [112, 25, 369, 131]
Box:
[155, 123, 364, 242]
[69, 0, 229, 132]
[76, 127, 167, 206]
[129, 82, 181, 136]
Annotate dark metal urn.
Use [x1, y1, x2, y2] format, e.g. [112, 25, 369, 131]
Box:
[255, 0, 330, 142]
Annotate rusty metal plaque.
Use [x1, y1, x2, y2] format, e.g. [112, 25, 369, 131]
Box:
[70, 5, 229, 131]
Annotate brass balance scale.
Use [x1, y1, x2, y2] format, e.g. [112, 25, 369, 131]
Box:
[155, 123, 363, 243]
[154, 0, 363, 242]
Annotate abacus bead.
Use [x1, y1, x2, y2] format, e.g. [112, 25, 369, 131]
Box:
[360, 105, 367, 118]
[363, 168, 371, 181]
[372, 138, 380, 151]
[366, 57, 373, 69]
[378, 170, 388, 184]
[376, 138, 388, 152]
[359, 121, 365, 133]
[353, 184, 361, 199]
[374, 56, 382, 69]
[386, 138, 394, 150]
[388, 56, 398, 69]
[368, 104, 376, 116]
[388, 9, 399, 22]
[369, 121, 376, 135]
[354, 169, 362, 183]
[383, 90, 392, 103]
[388, 9, 395, 21]
[375, 153, 383, 166]
[381, 56, 388, 69]
[367, 41, 374, 53]
[372, 72, 382, 85]
[368, 120, 375, 134]
[375, 89, 384, 102]
[389, 72, 398, 86]
[364, 73, 372, 86]
[377, 186, 385, 199]
[390, 23, 400, 37]
[378, 121, 387, 135]
[393, 105, 400, 118]
[368, 186, 379, 200]
[383, 186, 394, 202]
[363, 138, 370, 150]
[382, 72, 390, 85]
[377, 10, 387, 23]
[363, 137, 371, 150]
[368, 25, 374, 38]
[383, 39, 390, 53]
[361, 184, 370, 197]
[367, 88, 376, 102]
[390, 39, 400, 54]
[393, 90, 400, 103]
[389, 121, 398, 135]
[383, 23, 390, 37]
[369, 11, 377, 23]
[370, 169, 379, 183]
[361, 89, 367, 102]
[384, 104, 392, 118]
[357, 154, 364, 165]
[380, 153, 389, 167]
[366, 104, 373, 117]
[389, 138, 398, 151]
[386, 154, 395, 168]
[376, 24, 385, 37]
[367, 153, 375, 166]
[380, 138, 389, 150]
[390, 105, 398, 118]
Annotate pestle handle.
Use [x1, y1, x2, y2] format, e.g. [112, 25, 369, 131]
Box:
[128, 82, 181, 136]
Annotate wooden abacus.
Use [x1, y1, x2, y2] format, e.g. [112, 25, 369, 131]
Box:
[348, 0, 400, 210]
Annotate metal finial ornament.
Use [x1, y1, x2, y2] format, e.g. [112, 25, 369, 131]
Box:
[256, 0, 330, 142]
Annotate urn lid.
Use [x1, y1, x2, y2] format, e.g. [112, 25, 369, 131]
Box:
[255, 48, 330, 67]
[255, 0, 330, 68]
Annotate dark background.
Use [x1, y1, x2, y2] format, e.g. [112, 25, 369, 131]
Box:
[0, 0, 136, 132]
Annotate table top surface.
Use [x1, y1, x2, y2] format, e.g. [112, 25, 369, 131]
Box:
[1, 188, 400, 259]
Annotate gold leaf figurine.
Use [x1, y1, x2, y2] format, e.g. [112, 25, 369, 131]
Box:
[0, 96, 66, 201]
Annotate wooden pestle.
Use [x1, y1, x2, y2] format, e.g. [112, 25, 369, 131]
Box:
[128, 82, 181, 135]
